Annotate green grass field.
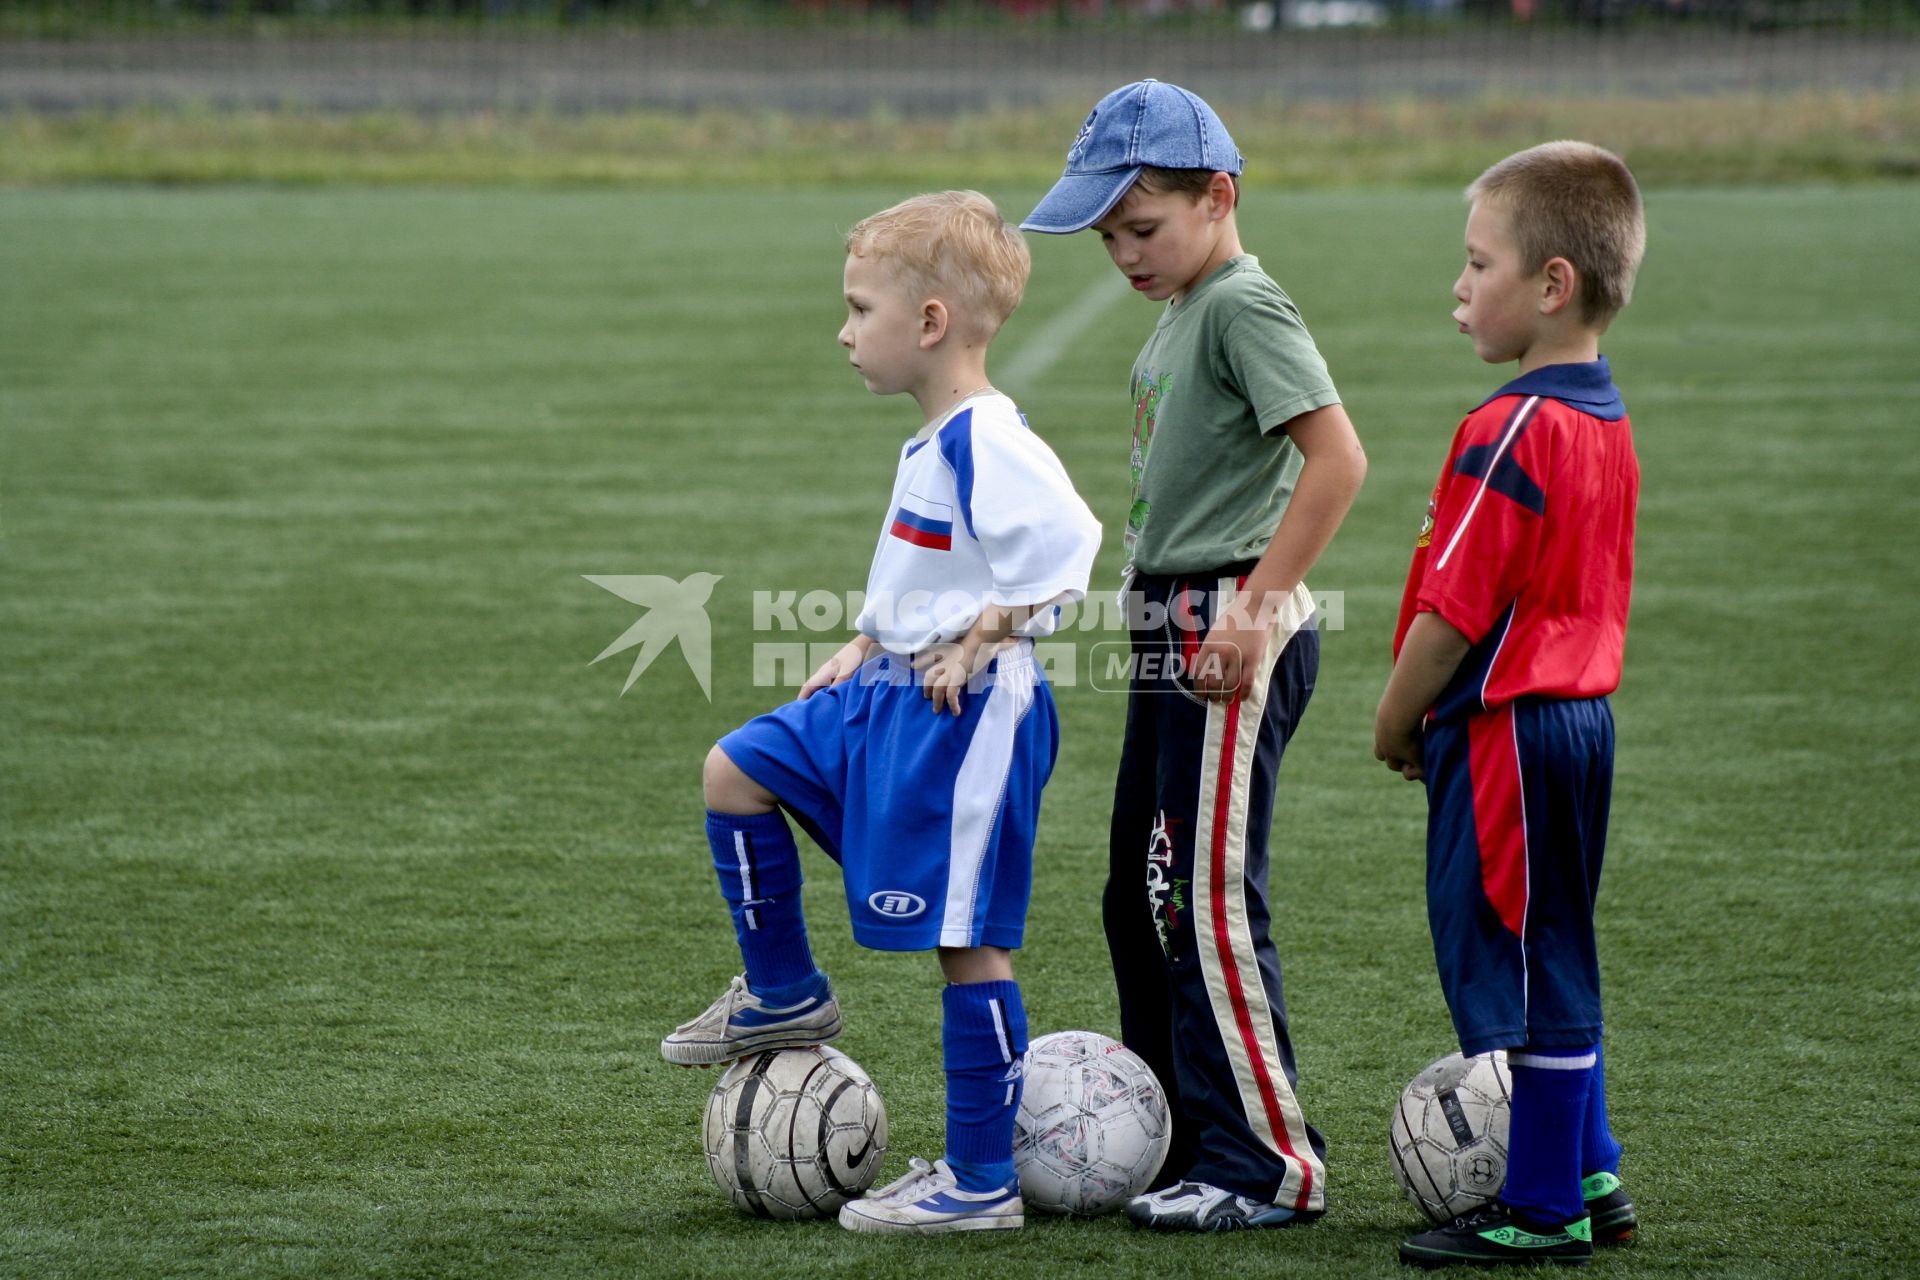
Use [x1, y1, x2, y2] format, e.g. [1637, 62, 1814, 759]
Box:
[4, 185, 1917, 1277]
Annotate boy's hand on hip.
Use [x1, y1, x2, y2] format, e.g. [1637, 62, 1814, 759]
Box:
[912, 640, 975, 716]
[798, 636, 871, 700]
[912, 608, 1019, 715]
[1191, 612, 1268, 704]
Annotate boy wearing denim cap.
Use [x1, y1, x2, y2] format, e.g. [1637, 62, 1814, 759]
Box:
[1023, 81, 1367, 1232]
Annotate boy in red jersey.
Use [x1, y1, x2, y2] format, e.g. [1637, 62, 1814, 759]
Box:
[1375, 142, 1646, 1269]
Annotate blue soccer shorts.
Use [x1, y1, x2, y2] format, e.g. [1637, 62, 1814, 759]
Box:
[716, 640, 1057, 953]
[1423, 696, 1615, 1056]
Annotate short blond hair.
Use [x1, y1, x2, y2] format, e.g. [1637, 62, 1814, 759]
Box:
[1467, 141, 1646, 326]
[846, 190, 1031, 341]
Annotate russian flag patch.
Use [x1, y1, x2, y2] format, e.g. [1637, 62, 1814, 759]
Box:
[889, 495, 954, 551]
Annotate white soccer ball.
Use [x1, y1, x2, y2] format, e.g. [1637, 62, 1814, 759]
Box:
[1012, 1029, 1171, 1216]
[1390, 1050, 1512, 1224]
[703, 1046, 887, 1219]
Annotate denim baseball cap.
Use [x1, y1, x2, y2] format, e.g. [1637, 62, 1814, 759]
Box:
[1021, 79, 1244, 235]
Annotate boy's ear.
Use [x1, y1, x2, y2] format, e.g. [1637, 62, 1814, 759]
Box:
[1207, 171, 1238, 220]
[919, 298, 950, 349]
[1540, 256, 1579, 317]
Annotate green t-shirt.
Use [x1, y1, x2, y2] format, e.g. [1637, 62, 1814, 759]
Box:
[1126, 254, 1341, 576]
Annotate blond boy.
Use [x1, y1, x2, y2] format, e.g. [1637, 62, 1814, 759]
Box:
[1376, 142, 1646, 1268]
[661, 191, 1102, 1236]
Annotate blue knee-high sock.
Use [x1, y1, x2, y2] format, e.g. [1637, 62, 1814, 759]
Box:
[1501, 1045, 1596, 1226]
[706, 810, 821, 1000]
[1581, 1041, 1623, 1179]
[942, 979, 1028, 1193]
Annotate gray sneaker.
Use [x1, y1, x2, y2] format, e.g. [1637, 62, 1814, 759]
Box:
[838, 1157, 1023, 1235]
[1126, 1180, 1323, 1231]
[659, 974, 842, 1065]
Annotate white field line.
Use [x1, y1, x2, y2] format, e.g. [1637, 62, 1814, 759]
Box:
[997, 272, 1130, 394]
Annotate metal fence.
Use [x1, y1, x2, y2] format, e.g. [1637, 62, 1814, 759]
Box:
[2, 0, 1915, 112]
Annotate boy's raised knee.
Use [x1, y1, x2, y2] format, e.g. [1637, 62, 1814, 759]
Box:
[702, 745, 738, 807]
[704, 744, 775, 815]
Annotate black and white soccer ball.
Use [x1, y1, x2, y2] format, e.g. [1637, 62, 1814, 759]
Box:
[702, 1046, 887, 1219]
[1390, 1050, 1512, 1224]
[1012, 1029, 1171, 1216]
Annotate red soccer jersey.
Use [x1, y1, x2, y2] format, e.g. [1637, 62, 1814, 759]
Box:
[1393, 359, 1638, 719]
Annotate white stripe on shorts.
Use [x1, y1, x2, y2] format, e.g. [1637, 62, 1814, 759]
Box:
[939, 644, 1037, 948]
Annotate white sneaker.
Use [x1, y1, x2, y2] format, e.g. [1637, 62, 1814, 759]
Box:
[1126, 1180, 1324, 1231]
[659, 975, 841, 1066]
[838, 1157, 1023, 1234]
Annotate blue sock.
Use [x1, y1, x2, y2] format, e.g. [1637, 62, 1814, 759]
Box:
[1581, 1041, 1623, 1179]
[942, 979, 1028, 1193]
[706, 810, 820, 996]
[1501, 1045, 1596, 1226]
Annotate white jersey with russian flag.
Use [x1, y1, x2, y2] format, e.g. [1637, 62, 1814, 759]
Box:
[856, 392, 1101, 655]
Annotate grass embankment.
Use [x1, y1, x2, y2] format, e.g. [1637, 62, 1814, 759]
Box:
[3, 88, 1916, 188]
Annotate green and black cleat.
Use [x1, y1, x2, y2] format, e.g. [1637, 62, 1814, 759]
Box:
[1581, 1172, 1636, 1244]
[1400, 1202, 1593, 1268]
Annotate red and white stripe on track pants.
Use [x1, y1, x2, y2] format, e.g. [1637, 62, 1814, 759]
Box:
[1102, 569, 1328, 1211]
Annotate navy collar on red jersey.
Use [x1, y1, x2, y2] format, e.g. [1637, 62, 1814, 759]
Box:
[1476, 357, 1626, 421]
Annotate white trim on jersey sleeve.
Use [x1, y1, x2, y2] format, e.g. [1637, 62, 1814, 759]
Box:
[964, 403, 1102, 612]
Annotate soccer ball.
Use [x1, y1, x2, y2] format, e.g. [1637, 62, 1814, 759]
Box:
[1389, 1050, 1512, 1224]
[1012, 1029, 1171, 1216]
[703, 1046, 887, 1219]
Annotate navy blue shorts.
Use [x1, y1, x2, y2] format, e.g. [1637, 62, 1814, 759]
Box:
[1423, 696, 1614, 1055]
[717, 641, 1056, 953]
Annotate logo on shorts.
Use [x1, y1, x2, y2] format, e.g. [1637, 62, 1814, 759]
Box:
[868, 890, 927, 919]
